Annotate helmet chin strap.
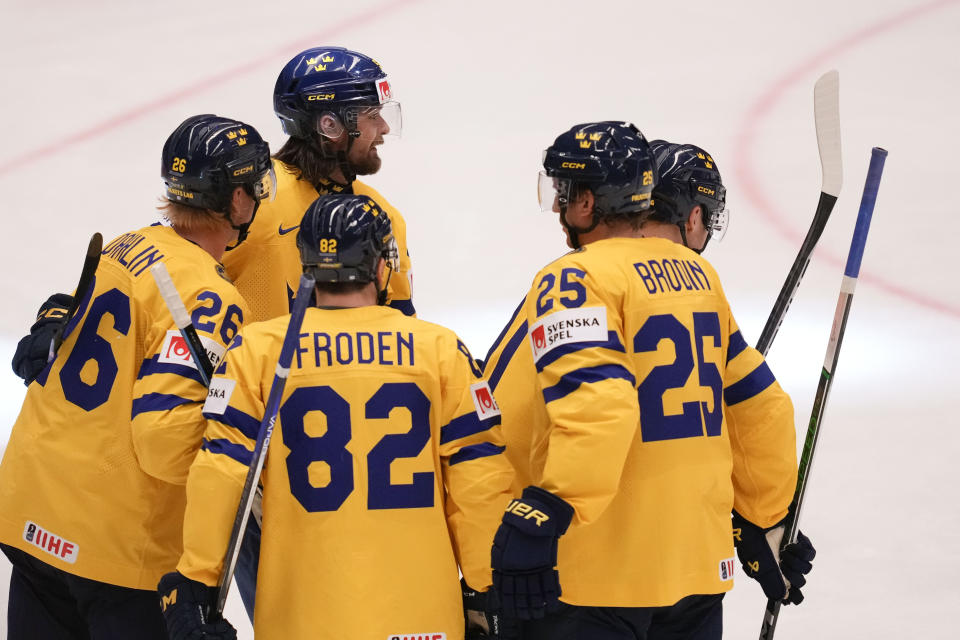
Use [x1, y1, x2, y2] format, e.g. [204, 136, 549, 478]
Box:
[223, 198, 259, 252]
[376, 265, 394, 306]
[560, 204, 599, 250]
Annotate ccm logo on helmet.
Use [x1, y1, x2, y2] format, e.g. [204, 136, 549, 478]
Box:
[232, 165, 254, 177]
[697, 185, 716, 196]
[306, 94, 336, 101]
[560, 162, 586, 169]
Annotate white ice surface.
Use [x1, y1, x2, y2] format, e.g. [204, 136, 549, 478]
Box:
[2, 0, 959, 637]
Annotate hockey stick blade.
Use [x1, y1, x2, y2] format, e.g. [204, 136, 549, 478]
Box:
[212, 273, 316, 617]
[48, 232, 103, 361]
[759, 147, 887, 640]
[756, 70, 842, 356]
[150, 262, 215, 386]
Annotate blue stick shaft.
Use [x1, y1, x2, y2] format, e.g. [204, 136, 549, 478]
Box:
[844, 148, 887, 278]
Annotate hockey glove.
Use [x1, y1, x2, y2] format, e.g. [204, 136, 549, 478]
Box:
[11, 293, 72, 385]
[157, 572, 237, 640]
[732, 511, 815, 605]
[491, 485, 574, 620]
[462, 579, 520, 639]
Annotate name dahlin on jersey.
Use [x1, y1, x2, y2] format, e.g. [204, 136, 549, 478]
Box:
[529, 306, 608, 362]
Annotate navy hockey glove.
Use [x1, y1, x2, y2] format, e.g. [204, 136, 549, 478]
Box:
[491, 485, 574, 620]
[732, 511, 815, 605]
[462, 579, 520, 639]
[158, 572, 236, 640]
[11, 293, 72, 385]
[779, 530, 816, 604]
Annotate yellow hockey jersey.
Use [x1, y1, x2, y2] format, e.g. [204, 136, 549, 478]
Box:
[489, 237, 796, 607]
[0, 224, 250, 590]
[177, 305, 514, 639]
[221, 159, 415, 322]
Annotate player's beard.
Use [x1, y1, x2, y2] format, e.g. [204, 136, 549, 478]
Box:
[350, 143, 382, 176]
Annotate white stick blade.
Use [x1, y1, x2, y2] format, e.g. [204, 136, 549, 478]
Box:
[814, 70, 842, 197]
[150, 262, 192, 329]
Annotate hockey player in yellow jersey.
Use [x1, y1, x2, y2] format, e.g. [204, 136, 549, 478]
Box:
[220, 46, 417, 623]
[221, 46, 414, 323]
[0, 114, 274, 639]
[160, 195, 514, 640]
[486, 123, 815, 639]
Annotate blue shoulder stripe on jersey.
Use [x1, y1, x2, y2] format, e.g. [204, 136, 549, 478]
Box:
[131, 392, 197, 418]
[203, 405, 261, 440]
[724, 361, 776, 405]
[487, 320, 528, 392]
[201, 438, 253, 466]
[388, 298, 417, 317]
[542, 364, 636, 404]
[727, 330, 748, 363]
[450, 442, 506, 466]
[440, 411, 500, 445]
[534, 331, 625, 372]
[484, 296, 527, 365]
[137, 355, 206, 385]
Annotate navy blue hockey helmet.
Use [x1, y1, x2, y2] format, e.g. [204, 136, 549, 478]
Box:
[273, 47, 401, 140]
[161, 114, 275, 216]
[650, 140, 729, 243]
[297, 195, 399, 290]
[538, 121, 656, 218]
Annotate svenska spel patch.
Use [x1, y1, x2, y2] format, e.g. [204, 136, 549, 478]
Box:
[387, 633, 446, 640]
[202, 377, 237, 415]
[719, 557, 735, 581]
[528, 306, 607, 362]
[158, 330, 226, 371]
[470, 381, 501, 420]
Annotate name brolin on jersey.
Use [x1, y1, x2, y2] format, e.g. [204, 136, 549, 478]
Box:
[101, 232, 165, 277]
[294, 331, 415, 368]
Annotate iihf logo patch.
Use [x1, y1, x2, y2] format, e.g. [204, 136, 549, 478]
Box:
[719, 557, 735, 581]
[470, 381, 500, 420]
[23, 521, 79, 564]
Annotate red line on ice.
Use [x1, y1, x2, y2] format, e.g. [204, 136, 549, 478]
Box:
[0, 0, 425, 178]
[732, 0, 960, 320]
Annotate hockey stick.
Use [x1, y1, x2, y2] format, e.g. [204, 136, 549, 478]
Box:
[756, 70, 842, 357]
[48, 232, 103, 361]
[211, 273, 315, 617]
[150, 262, 215, 387]
[759, 147, 887, 640]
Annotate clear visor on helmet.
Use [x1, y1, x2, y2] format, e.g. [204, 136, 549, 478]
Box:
[250, 166, 277, 202]
[316, 101, 403, 139]
[705, 205, 730, 242]
[382, 234, 400, 272]
[537, 171, 572, 213]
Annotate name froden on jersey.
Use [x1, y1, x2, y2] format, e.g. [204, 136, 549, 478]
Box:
[529, 306, 608, 362]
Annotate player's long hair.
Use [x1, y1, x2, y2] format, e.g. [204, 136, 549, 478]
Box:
[274, 135, 339, 186]
[157, 199, 231, 235]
